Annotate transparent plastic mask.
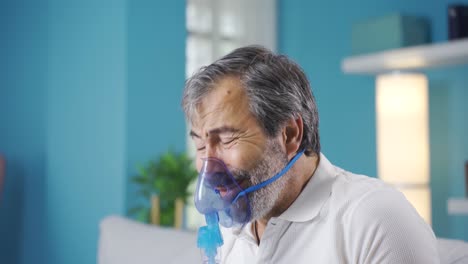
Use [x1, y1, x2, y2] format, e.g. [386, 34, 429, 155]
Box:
[194, 157, 250, 228]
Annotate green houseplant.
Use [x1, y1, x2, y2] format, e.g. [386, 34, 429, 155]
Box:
[130, 149, 198, 226]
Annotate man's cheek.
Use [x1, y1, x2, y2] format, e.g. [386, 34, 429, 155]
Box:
[195, 159, 203, 173]
[229, 149, 262, 172]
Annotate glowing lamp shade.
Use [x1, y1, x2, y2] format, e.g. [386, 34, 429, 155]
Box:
[376, 73, 431, 224]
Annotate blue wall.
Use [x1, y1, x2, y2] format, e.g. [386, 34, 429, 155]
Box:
[427, 66, 468, 240]
[0, 1, 186, 264]
[0, 2, 48, 264]
[125, 0, 187, 215]
[279, 0, 468, 240]
[46, 1, 128, 264]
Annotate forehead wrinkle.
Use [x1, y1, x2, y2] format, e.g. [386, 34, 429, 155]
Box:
[194, 104, 224, 131]
[191, 76, 254, 136]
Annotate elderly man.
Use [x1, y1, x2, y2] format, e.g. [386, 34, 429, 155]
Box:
[182, 46, 439, 263]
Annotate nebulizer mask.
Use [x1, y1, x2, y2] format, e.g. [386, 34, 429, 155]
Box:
[194, 150, 305, 264]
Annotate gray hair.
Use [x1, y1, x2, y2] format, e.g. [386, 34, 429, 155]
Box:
[182, 45, 320, 156]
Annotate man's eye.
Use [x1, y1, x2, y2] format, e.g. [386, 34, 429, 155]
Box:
[221, 138, 236, 145]
[197, 146, 206, 151]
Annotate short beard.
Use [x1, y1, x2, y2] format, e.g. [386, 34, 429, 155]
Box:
[232, 139, 290, 221]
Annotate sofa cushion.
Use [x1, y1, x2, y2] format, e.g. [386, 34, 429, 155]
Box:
[437, 238, 468, 264]
[99, 216, 468, 264]
[98, 215, 199, 264]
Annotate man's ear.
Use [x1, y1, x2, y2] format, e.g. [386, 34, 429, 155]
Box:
[281, 116, 303, 160]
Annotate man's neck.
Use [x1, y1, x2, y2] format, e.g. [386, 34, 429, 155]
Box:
[253, 153, 320, 244]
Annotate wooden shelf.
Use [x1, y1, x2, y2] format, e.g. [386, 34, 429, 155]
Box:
[342, 38, 468, 75]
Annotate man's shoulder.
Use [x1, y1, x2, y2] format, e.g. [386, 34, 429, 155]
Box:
[328, 168, 396, 208]
[324, 167, 420, 225]
[315, 154, 396, 211]
[326, 168, 439, 263]
[326, 167, 434, 241]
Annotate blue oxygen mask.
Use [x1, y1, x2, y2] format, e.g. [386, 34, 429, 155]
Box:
[194, 150, 305, 263]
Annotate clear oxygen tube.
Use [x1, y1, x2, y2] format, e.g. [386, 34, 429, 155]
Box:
[197, 212, 223, 264]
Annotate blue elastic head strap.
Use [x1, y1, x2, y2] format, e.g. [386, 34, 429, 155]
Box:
[232, 149, 305, 204]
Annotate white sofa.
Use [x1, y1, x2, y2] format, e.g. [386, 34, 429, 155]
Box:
[437, 238, 468, 264]
[98, 215, 468, 264]
[98, 216, 199, 264]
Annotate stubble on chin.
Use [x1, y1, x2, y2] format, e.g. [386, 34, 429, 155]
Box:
[246, 140, 290, 221]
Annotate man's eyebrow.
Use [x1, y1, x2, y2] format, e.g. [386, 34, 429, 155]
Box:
[189, 130, 200, 138]
[190, 126, 240, 138]
[208, 126, 240, 136]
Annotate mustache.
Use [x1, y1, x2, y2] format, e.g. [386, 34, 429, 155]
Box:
[230, 169, 250, 183]
[203, 170, 250, 189]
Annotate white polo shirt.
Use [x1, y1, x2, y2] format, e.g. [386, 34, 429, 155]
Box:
[220, 153, 440, 264]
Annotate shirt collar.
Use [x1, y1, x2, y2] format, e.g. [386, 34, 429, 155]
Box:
[278, 153, 338, 222]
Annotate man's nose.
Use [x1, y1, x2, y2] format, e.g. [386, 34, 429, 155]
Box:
[201, 143, 224, 172]
[204, 142, 219, 159]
